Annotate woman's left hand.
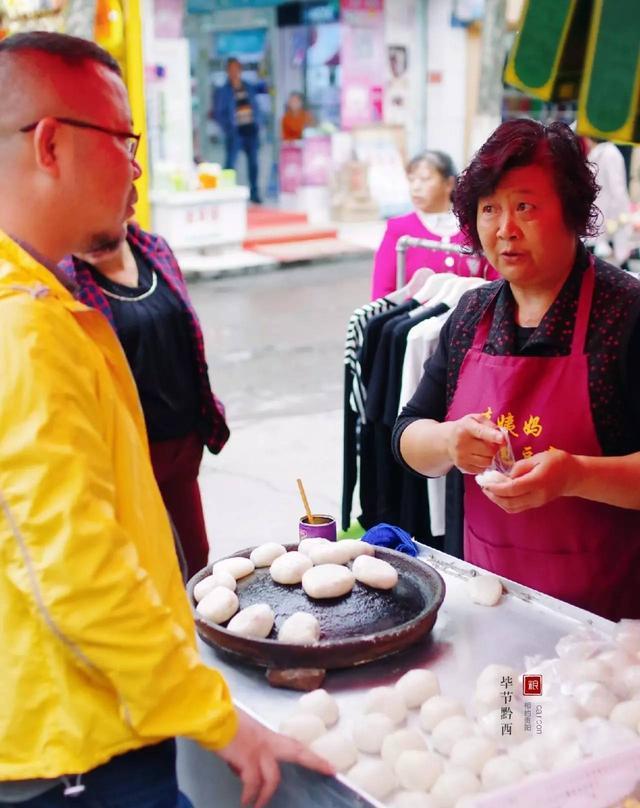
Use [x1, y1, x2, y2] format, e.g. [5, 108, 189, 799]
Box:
[480, 449, 576, 513]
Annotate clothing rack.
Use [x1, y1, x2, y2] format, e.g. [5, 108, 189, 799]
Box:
[395, 235, 474, 290]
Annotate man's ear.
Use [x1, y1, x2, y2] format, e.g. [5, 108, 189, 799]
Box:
[32, 118, 61, 177]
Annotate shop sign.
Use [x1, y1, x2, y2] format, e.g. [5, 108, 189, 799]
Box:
[302, 0, 339, 25]
[187, 0, 285, 12]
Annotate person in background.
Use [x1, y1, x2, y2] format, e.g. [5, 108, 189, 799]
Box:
[213, 56, 263, 204]
[394, 119, 640, 622]
[371, 150, 493, 300]
[281, 91, 314, 141]
[60, 222, 226, 580]
[0, 31, 331, 808]
[584, 136, 633, 267]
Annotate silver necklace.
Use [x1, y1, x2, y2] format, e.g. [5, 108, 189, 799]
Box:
[100, 270, 158, 302]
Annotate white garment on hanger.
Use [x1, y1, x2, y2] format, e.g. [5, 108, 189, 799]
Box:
[412, 271, 457, 305]
[399, 276, 487, 537]
[386, 267, 434, 305]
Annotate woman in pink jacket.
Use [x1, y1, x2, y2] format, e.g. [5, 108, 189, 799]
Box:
[372, 150, 492, 299]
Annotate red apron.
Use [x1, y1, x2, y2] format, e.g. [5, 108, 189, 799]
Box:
[446, 261, 640, 620]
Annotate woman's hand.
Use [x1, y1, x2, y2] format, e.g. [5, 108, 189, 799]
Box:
[447, 414, 505, 474]
[480, 449, 577, 513]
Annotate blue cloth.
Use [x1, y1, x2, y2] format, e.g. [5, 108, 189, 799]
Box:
[213, 80, 263, 201]
[8, 741, 193, 808]
[213, 80, 262, 138]
[361, 523, 417, 556]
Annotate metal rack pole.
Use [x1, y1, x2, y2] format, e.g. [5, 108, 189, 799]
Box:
[395, 235, 474, 290]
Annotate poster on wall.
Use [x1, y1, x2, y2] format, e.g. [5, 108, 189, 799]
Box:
[340, 0, 385, 129]
[385, 44, 410, 127]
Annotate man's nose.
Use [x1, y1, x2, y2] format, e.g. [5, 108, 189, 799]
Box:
[132, 158, 142, 180]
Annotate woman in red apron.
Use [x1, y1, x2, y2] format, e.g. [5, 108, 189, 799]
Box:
[394, 119, 640, 621]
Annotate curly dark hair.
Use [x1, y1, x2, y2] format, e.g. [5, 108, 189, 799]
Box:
[453, 119, 600, 252]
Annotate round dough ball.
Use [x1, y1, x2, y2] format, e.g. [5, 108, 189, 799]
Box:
[226, 603, 274, 639]
[298, 538, 330, 556]
[481, 755, 525, 789]
[212, 556, 255, 580]
[347, 759, 397, 801]
[419, 695, 465, 732]
[195, 587, 239, 624]
[432, 715, 477, 756]
[302, 564, 355, 599]
[430, 767, 480, 807]
[613, 665, 640, 699]
[270, 551, 313, 585]
[477, 663, 518, 693]
[573, 681, 617, 718]
[478, 708, 525, 745]
[466, 574, 503, 606]
[352, 554, 398, 590]
[249, 542, 287, 568]
[278, 612, 321, 645]
[551, 741, 583, 771]
[565, 658, 611, 684]
[279, 713, 326, 745]
[509, 738, 549, 774]
[392, 792, 441, 808]
[298, 688, 339, 727]
[310, 731, 357, 772]
[475, 469, 509, 487]
[543, 716, 581, 748]
[381, 727, 427, 768]
[365, 686, 408, 725]
[193, 570, 236, 602]
[450, 736, 496, 775]
[597, 648, 633, 672]
[395, 668, 440, 709]
[615, 621, 640, 654]
[609, 699, 640, 729]
[307, 542, 352, 566]
[394, 749, 443, 791]
[352, 712, 395, 753]
[339, 539, 375, 560]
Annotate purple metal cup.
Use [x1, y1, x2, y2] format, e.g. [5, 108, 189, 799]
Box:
[298, 514, 337, 542]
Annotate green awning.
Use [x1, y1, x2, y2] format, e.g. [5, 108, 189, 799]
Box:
[505, 0, 640, 143]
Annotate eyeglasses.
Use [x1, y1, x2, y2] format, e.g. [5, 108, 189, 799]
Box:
[19, 117, 141, 159]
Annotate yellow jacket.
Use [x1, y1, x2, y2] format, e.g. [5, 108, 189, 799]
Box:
[0, 233, 237, 780]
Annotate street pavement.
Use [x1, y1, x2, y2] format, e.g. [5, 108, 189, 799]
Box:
[187, 256, 373, 563]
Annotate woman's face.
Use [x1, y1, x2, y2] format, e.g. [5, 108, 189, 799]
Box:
[476, 163, 576, 287]
[408, 161, 453, 213]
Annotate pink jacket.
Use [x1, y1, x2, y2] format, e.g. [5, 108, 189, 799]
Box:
[371, 212, 496, 299]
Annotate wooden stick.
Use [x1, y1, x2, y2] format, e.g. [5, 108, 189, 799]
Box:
[296, 478, 317, 525]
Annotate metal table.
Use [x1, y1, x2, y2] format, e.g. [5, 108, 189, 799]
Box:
[177, 546, 614, 807]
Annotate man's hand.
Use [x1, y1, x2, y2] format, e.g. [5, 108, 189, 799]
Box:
[480, 449, 576, 513]
[447, 414, 505, 475]
[216, 711, 335, 808]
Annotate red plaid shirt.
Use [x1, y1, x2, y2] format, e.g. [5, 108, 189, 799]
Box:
[59, 223, 230, 454]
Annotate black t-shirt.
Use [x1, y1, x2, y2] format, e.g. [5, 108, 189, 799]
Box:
[91, 250, 201, 442]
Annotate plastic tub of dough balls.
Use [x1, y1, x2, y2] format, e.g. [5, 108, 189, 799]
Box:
[187, 544, 445, 689]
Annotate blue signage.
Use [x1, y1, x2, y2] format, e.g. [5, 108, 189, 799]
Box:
[188, 0, 285, 11]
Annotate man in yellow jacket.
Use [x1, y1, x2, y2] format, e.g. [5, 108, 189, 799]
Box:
[0, 32, 331, 808]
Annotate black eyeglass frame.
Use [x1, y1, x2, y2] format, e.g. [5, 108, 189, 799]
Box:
[19, 117, 141, 159]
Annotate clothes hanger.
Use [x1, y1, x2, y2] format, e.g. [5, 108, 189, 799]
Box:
[412, 271, 457, 305]
[386, 267, 434, 304]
